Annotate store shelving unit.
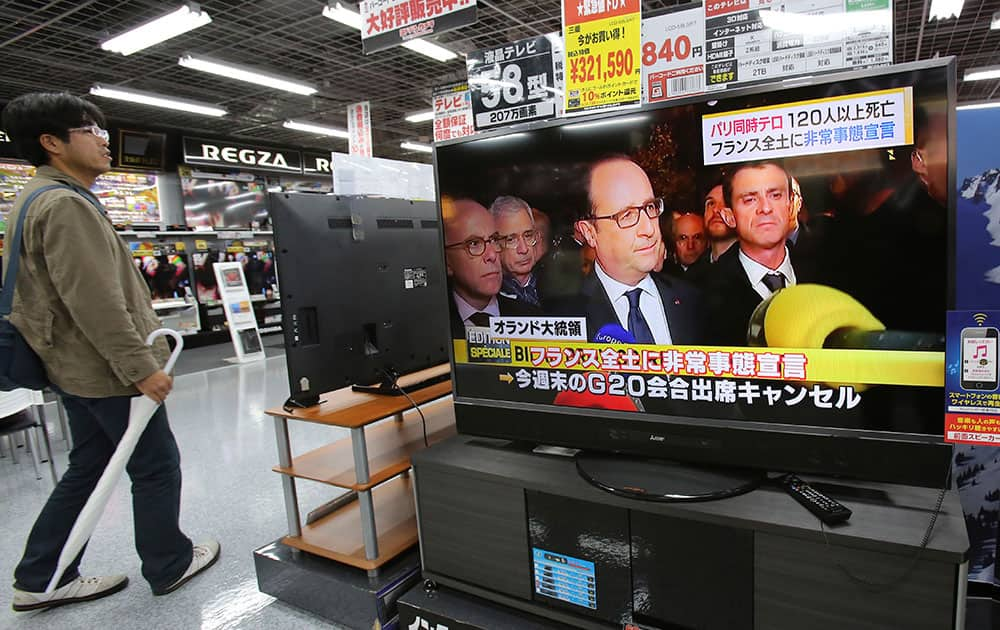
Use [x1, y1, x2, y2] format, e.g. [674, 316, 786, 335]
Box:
[265, 364, 454, 575]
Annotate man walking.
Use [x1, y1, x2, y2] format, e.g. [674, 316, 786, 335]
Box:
[3, 93, 218, 611]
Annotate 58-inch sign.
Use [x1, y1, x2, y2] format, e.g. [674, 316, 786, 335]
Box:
[467, 35, 558, 130]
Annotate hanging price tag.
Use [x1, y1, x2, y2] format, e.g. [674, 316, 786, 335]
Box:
[641, 8, 705, 103]
[562, 0, 642, 114]
[467, 35, 558, 130]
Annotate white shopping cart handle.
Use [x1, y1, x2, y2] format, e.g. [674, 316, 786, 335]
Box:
[145, 328, 184, 374]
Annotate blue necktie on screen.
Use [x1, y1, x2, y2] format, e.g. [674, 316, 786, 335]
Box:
[625, 288, 654, 344]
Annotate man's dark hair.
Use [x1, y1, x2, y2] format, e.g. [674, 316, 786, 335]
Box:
[2, 92, 106, 166]
[721, 160, 792, 209]
[578, 153, 642, 222]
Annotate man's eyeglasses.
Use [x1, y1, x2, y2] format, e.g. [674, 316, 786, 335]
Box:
[499, 229, 539, 250]
[445, 233, 504, 256]
[69, 125, 110, 142]
[590, 198, 664, 229]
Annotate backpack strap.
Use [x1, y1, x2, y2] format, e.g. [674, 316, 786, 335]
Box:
[1, 184, 73, 316]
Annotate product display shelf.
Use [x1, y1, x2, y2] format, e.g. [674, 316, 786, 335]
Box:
[272, 397, 456, 490]
[265, 363, 453, 574]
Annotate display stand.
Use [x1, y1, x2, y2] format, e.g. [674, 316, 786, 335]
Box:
[255, 364, 454, 628]
[212, 261, 265, 363]
[412, 436, 970, 630]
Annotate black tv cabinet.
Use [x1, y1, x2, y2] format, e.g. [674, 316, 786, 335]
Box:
[411, 436, 969, 630]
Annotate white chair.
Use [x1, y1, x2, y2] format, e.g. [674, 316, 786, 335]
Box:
[0, 389, 58, 484]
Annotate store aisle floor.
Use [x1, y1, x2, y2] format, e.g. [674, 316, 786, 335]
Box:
[0, 357, 351, 630]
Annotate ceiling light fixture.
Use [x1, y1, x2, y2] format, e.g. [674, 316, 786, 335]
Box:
[927, 0, 964, 21]
[565, 114, 650, 131]
[89, 85, 226, 117]
[964, 65, 1000, 81]
[401, 39, 458, 62]
[400, 141, 433, 153]
[992, 10, 1000, 29]
[283, 120, 350, 138]
[101, 3, 212, 56]
[179, 54, 317, 95]
[322, 2, 363, 29]
[957, 101, 1000, 111]
[321, 2, 457, 62]
[405, 110, 434, 123]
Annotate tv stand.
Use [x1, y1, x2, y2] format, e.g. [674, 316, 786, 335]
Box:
[574, 452, 764, 501]
[412, 436, 969, 629]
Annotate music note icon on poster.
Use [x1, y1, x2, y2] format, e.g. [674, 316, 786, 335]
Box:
[962, 327, 1000, 391]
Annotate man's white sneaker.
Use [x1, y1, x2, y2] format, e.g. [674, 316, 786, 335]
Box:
[12, 575, 128, 612]
[153, 540, 220, 596]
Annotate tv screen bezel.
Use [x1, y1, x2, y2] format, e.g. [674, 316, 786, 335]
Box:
[432, 58, 957, 487]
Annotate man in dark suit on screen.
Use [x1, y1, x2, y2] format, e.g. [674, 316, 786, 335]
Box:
[566, 156, 701, 345]
[442, 197, 538, 338]
[704, 160, 811, 345]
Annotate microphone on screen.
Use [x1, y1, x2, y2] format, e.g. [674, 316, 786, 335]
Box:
[552, 323, 642, 412]
[592, 323, 636, 345]
[747, 284, 944, 351]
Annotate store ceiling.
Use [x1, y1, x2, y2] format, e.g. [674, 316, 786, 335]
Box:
[1, 0, 998, 164]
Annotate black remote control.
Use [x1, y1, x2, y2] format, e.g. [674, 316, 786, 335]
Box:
[781, 475, 852, 525]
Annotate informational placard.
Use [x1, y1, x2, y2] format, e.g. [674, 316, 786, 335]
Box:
[703, 0, 893, 90]
[946, 311, 1000, 444]
[702, 86, 911, 165]
[93, 171, 161, 225]
[432, 82, 475, 142]
[467, 35, 558, 130]
[213, 261, 265, 363]
[641, 7, 705, 103]
[360, 0, 477, 54]
[562, 0, 642, 114]
[331, 153, 435, 199]
[347, 101, 373, 158]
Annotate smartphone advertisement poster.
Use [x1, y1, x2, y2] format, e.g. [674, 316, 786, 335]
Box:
[946, 310, 1000, 444]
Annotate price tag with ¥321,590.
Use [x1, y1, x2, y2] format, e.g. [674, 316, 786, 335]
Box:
[641, 8, 706, 103]
[563, 0, 642, 114]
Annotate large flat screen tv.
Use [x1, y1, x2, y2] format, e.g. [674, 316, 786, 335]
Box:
[434, 59, 956, 488]
[182, 177, 268, 229]
[270, 193, 451, 405]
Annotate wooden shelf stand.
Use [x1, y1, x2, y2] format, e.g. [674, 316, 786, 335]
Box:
[265, 364, 453, 574]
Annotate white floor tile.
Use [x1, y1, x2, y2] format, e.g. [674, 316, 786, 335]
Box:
[0, 356, 352, 629]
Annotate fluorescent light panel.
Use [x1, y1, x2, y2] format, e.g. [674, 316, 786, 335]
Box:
[928, 0, 964, 20]
[565, 115, 650, 131]
[400, 141, 433, 153]
[321, 2, 456, 61]
[401, 39, 457, 61]
[322, 2, 362, 29]
[101, 4, 212, 56]
[993, 10, 1000, 29]
[283, 120, 350, 138]
[964, 66, 1000, 82]
[89, 85, 226, 117]
[179, 54, 316, 95]
[405, 110, 434, 123]
[957, 102, 1000, 111]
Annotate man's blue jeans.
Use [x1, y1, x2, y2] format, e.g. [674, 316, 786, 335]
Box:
[13, 395, 193, 593]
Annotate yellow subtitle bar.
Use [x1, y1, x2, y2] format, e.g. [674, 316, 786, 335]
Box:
[453, 340, 943, 388]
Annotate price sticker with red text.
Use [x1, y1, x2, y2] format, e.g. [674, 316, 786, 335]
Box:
[562, 0, 642, 114]
[641, 8, 705, 103]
